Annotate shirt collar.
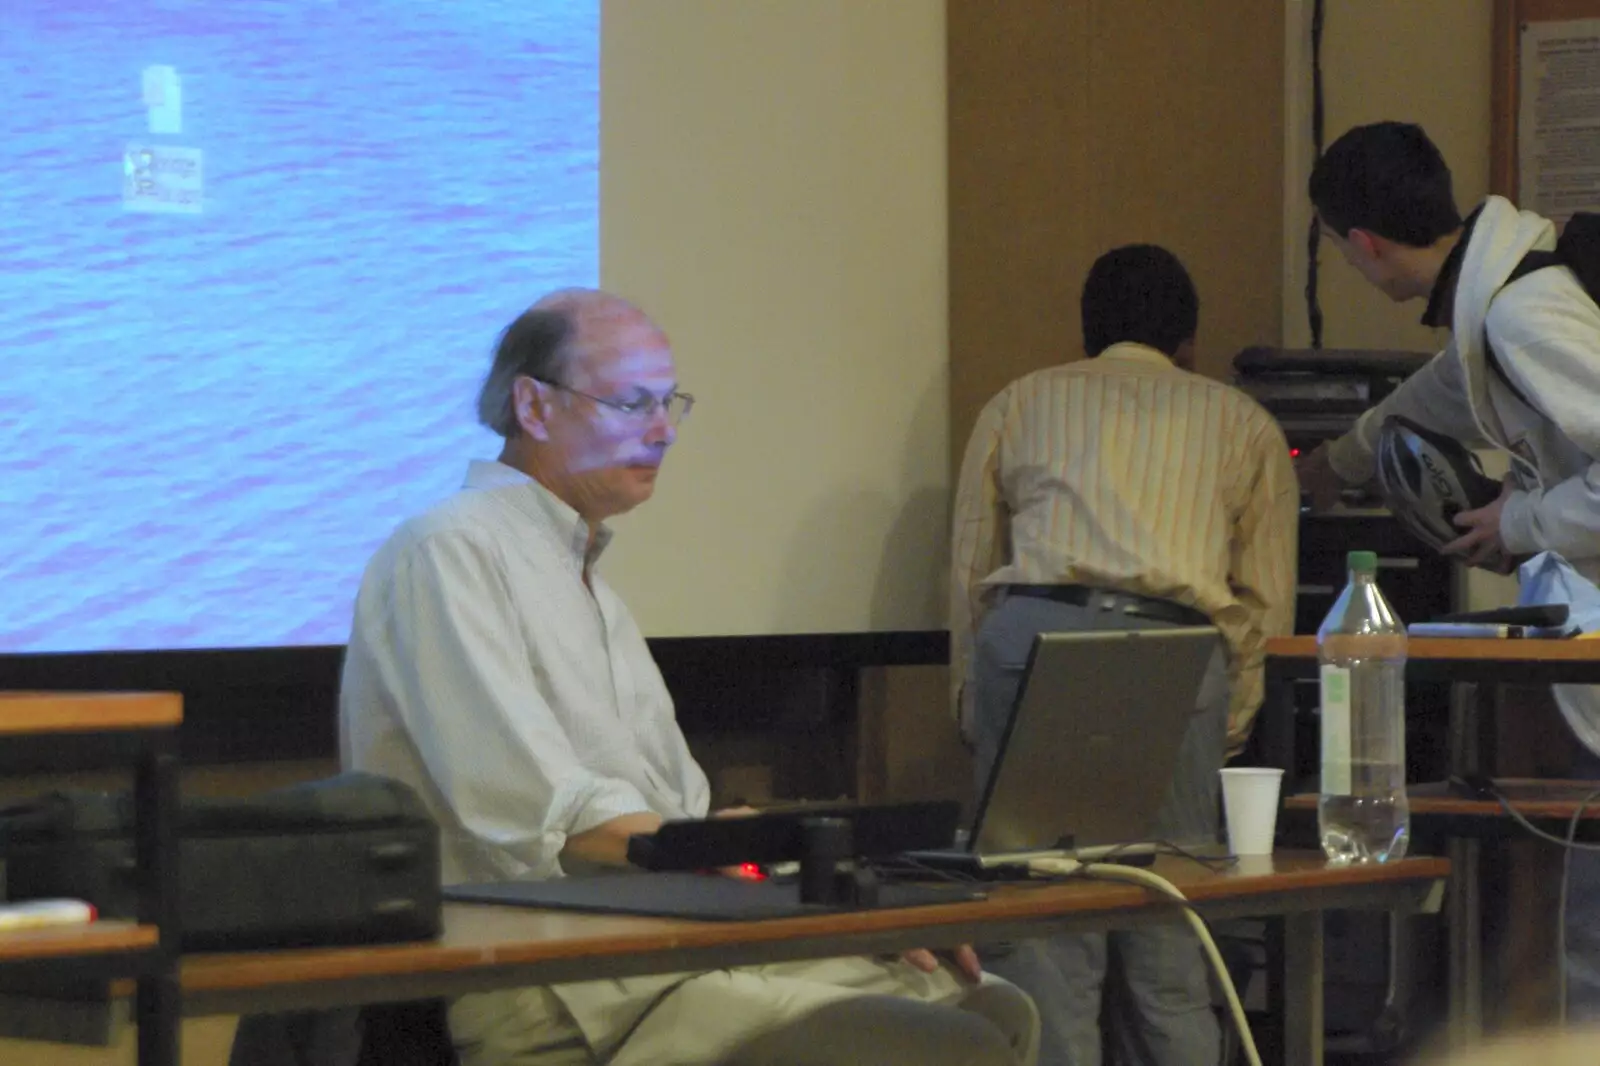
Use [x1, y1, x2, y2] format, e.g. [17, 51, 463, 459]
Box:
[462, 459, 613, 567]
[1421, 204, 1483, 329]
[1091, 342, 1178, 369]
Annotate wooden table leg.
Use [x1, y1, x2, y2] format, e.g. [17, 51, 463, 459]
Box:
[1283, 910, 1325, 1066]
[1442, 680, 1492, 1046]
[134, 734, 180, 1066]
[1447, 835, 1484, 1046]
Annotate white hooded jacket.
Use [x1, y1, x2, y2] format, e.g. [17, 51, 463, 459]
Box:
[1328, 195, 1600, 579]
[1328, 195, 1600, 753]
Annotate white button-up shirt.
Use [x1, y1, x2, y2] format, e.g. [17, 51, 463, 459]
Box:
[339, 459, 710, 885]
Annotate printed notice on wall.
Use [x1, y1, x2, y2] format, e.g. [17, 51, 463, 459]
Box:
[1520, 18, 1600, 227]
[122, 144, 204, 215]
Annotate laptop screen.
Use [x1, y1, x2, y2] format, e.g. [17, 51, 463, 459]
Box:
[966, 626, 1220, 855]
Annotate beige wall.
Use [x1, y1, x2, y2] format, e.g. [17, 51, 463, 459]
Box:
[601, 0, 952, 637]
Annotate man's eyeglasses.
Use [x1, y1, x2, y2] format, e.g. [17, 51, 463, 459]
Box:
[530, 378, 695, 425]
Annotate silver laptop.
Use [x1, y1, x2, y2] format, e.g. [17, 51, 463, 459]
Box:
[966, 626, 1221, 859]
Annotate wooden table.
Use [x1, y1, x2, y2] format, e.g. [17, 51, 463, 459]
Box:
[1286, 779, 1600, 838]
[0, 692, 182, 735]
[1260, 637, 1600, 795]
[1285, 780, 1600, 1037]
[1262, 637, 1600, 1044]
[0, 692, 181, 1066]
[178, 853, 1447, 1066]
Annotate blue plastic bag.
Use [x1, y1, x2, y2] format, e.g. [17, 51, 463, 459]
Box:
[1518, 551, 1600, 756]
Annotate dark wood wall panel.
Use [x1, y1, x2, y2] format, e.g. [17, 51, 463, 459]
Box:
[948, 0, 1286, 464]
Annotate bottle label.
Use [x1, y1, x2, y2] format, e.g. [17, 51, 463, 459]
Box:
[1320, 664, 1352, 796]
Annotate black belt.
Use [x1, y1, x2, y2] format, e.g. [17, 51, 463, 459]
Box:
[1003, 584, 1209, 627]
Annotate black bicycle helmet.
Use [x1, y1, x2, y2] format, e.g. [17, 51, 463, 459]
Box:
[1374, 415, 1502, 552]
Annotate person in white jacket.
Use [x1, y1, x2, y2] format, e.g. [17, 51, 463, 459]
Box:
[1300, 122, 1600, 576]
[1297, 120, 1600, 1019]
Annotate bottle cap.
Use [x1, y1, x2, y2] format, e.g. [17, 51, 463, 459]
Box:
[1347, 549, 1378, 573]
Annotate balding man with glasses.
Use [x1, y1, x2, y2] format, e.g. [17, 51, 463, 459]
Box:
[338, 288, 1040, 1066]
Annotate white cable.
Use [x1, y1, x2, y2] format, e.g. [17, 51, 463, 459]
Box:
[1028, 858, 1263, 1066]
[1476, 781, 1600, 1027]
[1554, 788, 1600, 1027]
[1491, 789, 1600, 852]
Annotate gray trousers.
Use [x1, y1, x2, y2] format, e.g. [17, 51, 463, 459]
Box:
[450, 959, 1040, 1066]
[969, 593, 1228, 1066]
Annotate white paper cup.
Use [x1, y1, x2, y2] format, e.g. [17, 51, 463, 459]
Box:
[1219, 767, 1284, 855]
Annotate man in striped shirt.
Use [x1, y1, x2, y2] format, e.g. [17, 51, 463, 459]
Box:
[951, 245, 1299, 1065]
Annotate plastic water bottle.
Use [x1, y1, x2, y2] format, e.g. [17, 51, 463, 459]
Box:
[1317, 549, 1411, 864]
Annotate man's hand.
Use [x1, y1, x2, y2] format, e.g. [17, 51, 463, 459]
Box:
[1294, 442, 1346, 513]
[563, 812, 665, 869]
[901, 944, 983, 983]
[1443, 479, 1516, 571]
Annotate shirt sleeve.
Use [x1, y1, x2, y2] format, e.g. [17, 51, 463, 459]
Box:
[1325, 345, 1484, 485]
[602, 589, 713, 821]
[379, 530, 654, 869]
[1222, 416, 1301, 752]
[949, 390, 1013, 739]
[1490, 305, 1600, 557]
[1500, 468, 1600, 558]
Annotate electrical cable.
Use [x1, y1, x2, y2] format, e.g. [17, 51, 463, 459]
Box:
[1305, 0, 1326, 349]
[1482, 785, 1600, 1026]
[1457, 778, 1600, 1026]
[1027, 858, 1263, 1066]
[1484, 786, 1600, 853]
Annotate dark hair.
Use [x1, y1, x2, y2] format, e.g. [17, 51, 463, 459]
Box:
[1309, 122, 1462, 246]
[1080, 244, 1199, 358]
[476, 308, 575, 438]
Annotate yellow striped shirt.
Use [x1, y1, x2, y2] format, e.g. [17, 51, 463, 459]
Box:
[951, 342, 1300, 753]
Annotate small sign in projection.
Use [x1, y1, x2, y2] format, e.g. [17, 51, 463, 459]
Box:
[142, 64, 183, 135]
[123, 144, 204, 215]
